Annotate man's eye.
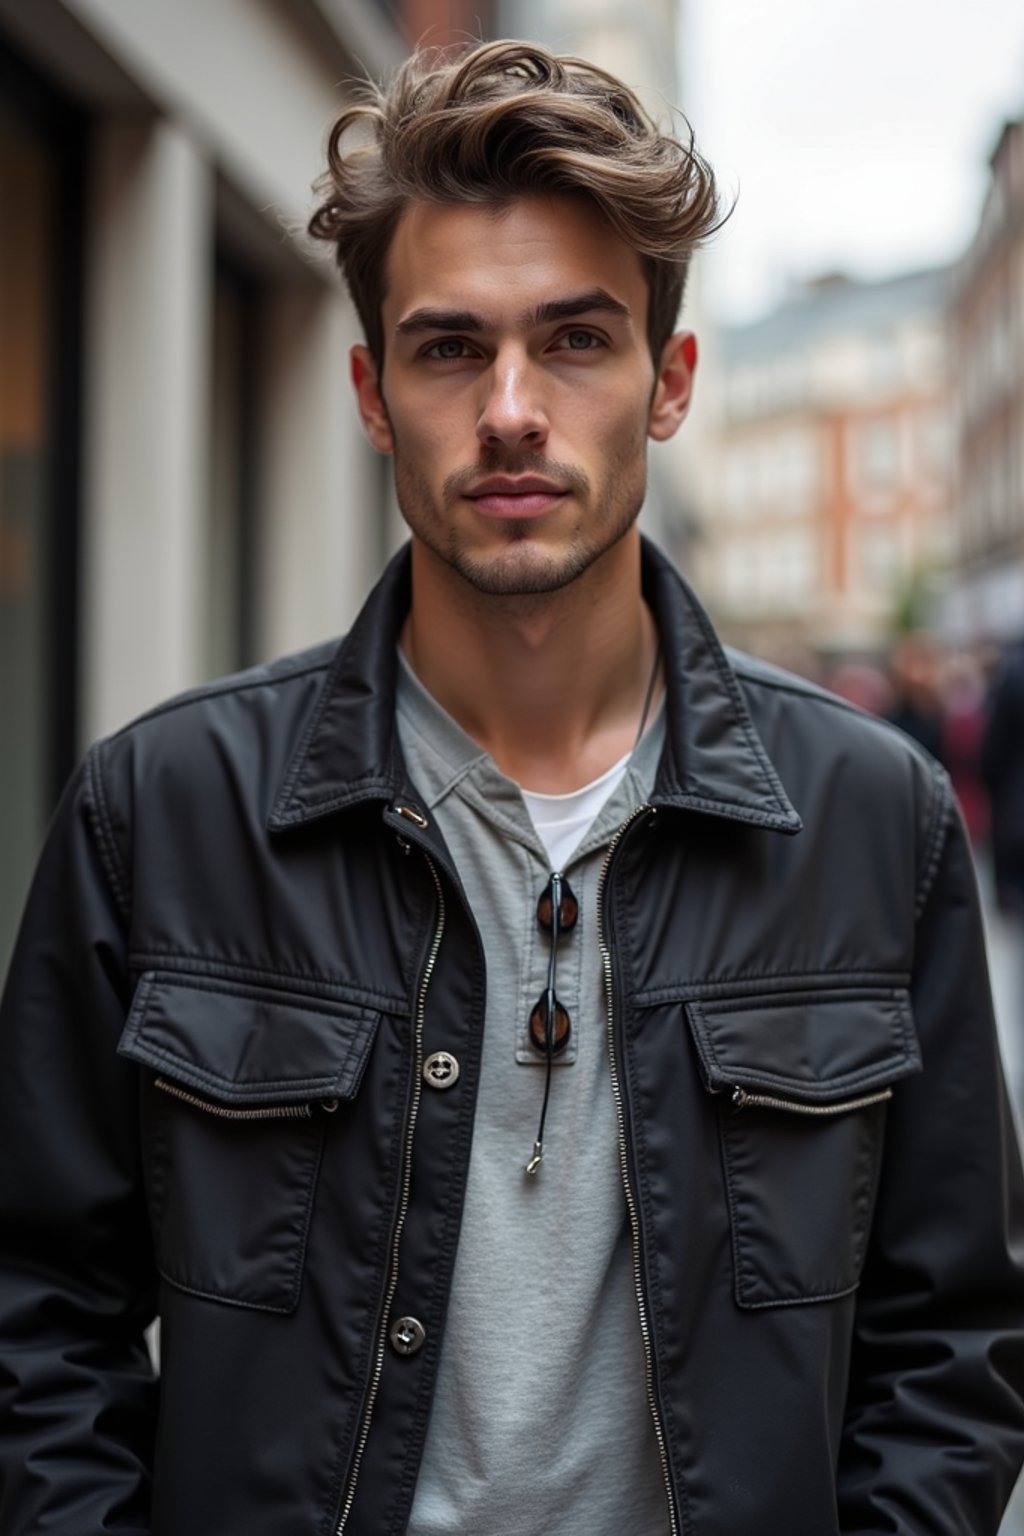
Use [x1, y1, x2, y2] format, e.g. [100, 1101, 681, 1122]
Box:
[425, 338, 470, 360]
[558, 330, 602, 351]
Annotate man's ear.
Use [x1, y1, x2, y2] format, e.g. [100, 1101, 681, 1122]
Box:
[350, 344, 394, 454]
[648, 331, 697, 442]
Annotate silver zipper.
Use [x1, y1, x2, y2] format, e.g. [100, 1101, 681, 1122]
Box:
[335, 851, 445, 1536]
[731, 1085, 893, 1115]
[597, 804, 679, 1536]
[153, 1077, 338, 1120]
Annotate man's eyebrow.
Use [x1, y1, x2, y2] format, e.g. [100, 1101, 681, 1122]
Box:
[527, 289, 632, 327]
[395, 308, 486, 335]
[394, 288, 633, 337]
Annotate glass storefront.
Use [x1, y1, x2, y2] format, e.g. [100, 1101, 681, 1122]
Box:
[0, 49, 83, 978]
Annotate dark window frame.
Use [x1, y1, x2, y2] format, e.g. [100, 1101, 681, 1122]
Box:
[212, 248, 261, 671]
[0, 34, 86, 805]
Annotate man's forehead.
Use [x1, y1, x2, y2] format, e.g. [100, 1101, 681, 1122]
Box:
[383, 196, 649, 329]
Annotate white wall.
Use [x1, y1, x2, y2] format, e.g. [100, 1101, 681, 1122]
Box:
[83, 119, 213, 739]
[260, 285, 386, 660]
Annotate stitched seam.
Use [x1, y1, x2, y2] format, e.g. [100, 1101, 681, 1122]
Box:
[700, 1063, 909, 1097]
[126, 1036, 368, 1097]
[275, 779, 396, 821]
[157, 1268, 296, 1315]
[128, 972, 155, 1032]
[659, 792, 794, 827]
[736, 1280, 860, 1311]
[293, 771, 396, 805]
[633, 969, 910, 1005]
[147, 1080, 169, 1248]
[628, 1024, 689, 1529]
[914, 764, 952, 920]
[687, 598, 793, 817]
[718, 1106, 754, 1304]
[696, 986, 906, 1013]
[722, 1107, 864, 1310]
[129, 952, 407, 1013]
[147, 993, 328, 1324]
[104, 658, 331, 741]
[274, 646, 362, 813]
[160, 1120, 333, 1314]
[616, 874, 693, 1536]
[85, 743, 131, 922]
[849, 1106, 884, 1273]
[136, 972, 380, 1022]
[286, 1120, 328, 1310]
[729, 655, 963, 756]
[385, 911, 489, 1536]
[730, 663, 885, 719]
[687, 998, 914, 1096]
[321, 1021, 413, 1536]
[893, 996, 919, 1062]
[396, 852, 441, 1002]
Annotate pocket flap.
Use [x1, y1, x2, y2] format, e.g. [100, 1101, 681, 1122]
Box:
[118, 972, 380, 1106]
[685, 987, 921, 1104]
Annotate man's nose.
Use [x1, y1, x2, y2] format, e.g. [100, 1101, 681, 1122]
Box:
[475, 353, 549, 451]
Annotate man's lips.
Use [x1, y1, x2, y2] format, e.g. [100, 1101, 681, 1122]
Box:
[464, 477, 569, 519]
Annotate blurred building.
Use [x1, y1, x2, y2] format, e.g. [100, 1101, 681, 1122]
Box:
[0, 0, 419, 973]
[945, 115, 1024, 645]
[695, 267, 954, 659]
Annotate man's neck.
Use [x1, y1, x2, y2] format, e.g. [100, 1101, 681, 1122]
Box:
[399, 532, 660, 794]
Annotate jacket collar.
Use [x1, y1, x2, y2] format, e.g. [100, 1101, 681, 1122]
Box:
[268, 538, 801, 836]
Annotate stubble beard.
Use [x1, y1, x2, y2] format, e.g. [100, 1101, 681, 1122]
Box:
[392, 437, 649, 598]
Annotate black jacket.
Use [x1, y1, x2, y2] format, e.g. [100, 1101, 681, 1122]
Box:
[2, 540, 1024, 1536]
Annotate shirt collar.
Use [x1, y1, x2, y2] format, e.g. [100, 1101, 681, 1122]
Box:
[268, 538, 801, 838]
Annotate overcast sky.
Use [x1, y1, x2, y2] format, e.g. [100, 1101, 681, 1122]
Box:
[684, 0, 1024, 323]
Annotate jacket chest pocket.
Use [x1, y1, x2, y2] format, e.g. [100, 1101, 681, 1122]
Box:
[685, 987, 921, 1309]
[119, 972, 380, 1313]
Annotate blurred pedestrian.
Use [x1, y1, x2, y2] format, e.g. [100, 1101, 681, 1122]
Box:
[941, 650, 990, 849]
[886, 633, 944, 760]
[825, 659, 894, 716]
[983, 637, 1024, 914]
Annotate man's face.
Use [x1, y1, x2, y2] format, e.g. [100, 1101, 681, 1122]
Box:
[352, 194, 695, 596]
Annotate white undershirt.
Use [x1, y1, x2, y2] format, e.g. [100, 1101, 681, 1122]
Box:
[520, 751, 633, 870]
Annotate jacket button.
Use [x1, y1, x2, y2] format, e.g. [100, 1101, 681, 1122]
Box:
[390, 1316, 426, 1356]
[423, 1051, 460, 1090]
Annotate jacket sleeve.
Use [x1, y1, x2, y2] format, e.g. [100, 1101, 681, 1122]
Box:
[0, 748, 157, 1534]
[836, 771, 1024, 1533]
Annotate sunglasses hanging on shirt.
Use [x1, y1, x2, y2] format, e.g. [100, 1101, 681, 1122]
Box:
[525, 870, 579, 1175]
[523, 635, 661, 1178]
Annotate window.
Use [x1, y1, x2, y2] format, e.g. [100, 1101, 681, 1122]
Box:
[856, 526, 902, 593]
[854, 418, 901, 497]
[775, 429, 820, 513]
[0, 46, 84, 977]
[206, 256, 260, 678]
[916, 406, 952, 479]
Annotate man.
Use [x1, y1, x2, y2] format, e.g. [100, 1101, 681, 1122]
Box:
[1, 38, 1023, 1536]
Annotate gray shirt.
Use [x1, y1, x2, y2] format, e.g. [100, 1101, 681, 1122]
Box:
[396, 654, 672, 1536]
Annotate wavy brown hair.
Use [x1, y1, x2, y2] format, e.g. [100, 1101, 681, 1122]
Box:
[308, 39, 723, 366]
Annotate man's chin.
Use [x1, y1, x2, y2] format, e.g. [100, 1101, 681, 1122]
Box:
[443, 539, 595, 597]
